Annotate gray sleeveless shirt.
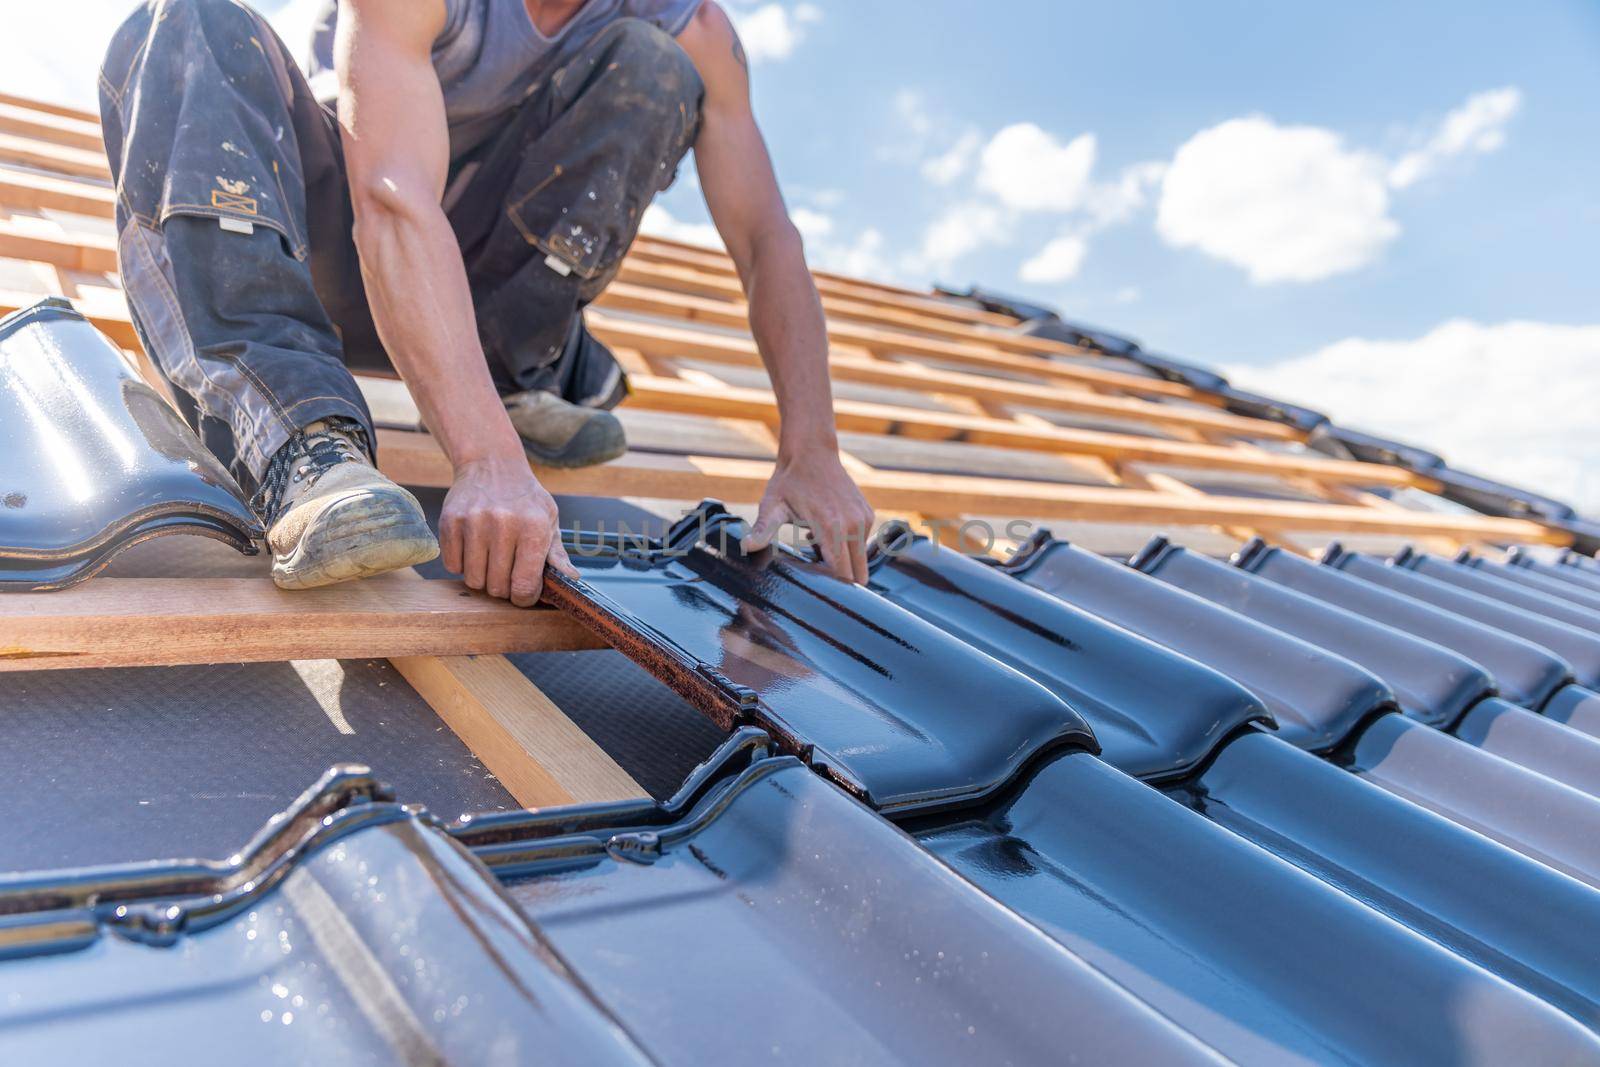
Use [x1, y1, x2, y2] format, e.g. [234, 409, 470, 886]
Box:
[308, 0, 703, 160]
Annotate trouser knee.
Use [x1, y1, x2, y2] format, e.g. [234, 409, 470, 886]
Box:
[577, 18, 705, 139]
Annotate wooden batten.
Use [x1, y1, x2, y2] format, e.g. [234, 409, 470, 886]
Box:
[0, 576, 603, 671]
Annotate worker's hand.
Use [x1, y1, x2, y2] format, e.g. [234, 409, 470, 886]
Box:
[440, 457, 579, 608]
[743, 449, 875, 583]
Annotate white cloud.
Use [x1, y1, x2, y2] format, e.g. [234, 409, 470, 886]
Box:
[779, 205, 902, 282]
[729, 2, 823, 63]
[1389, 86, 1522, 189]
[1113, 286, 1141, 304]
[789, 206, 833, 241]
[921, 130, 982, 187]
[1019, 233, 1089, 284]
[640, 204, 725, 250]
[1084, 160, 1168, 227]
[907, 201, 1012, 277]
[1156, 116, 1398, 284]
[893, 89, 937, 139]
[812, 226, 898, 280]
[1227, 320, 1600, 514]
[976, 123, 1097, 213]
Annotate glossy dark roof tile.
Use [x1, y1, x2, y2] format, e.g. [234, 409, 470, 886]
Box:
[1312, 424, 1445, 471]
[1425, 467, 1576, 522]
[1544, 683, 1600, 738]
[1327, 546, 1600, 686]
[1400, 548, 1600, 635]
[1132, 537, 1487, 729]
[1453, 695, 1600, 799]
[546, 503, 1096, 814]
[1239, 540, 1572, 710]
[913, 749, 1600, 1064]
[1342, 711, 1600, 889]
[1507, 549, 1600, 595]
[1462, 552, 1600, 613]
[504, 755, 1226, 1065]
[0, 772, 655, 1064]
[1000, 533, 1390, 752]
[867, 526, 1266, 781]
[0, 300, 259, 591]
[1170, 728, 1600, 1025]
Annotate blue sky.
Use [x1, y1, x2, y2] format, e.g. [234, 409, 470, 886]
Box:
[670, 0, 1600, 366]
[7, 1, 1600, 508]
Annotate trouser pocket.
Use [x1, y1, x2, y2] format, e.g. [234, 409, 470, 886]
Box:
[101, 0, 308, 259]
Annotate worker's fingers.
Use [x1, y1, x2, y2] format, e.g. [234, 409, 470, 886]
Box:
[484, 513, 519, 601]
[547, 537, 580, 581]
[461, 517, 490, 592]
[508, 529, 552, 608]
[812, 513, 854, 581]
[440, 512, 464, 575]
[742, 500, 792, 553]
[846, 522, 870, 585]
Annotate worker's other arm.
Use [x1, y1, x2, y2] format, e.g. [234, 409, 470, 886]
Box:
[336, 0, 575, 607]
[677, 2, 874, 583]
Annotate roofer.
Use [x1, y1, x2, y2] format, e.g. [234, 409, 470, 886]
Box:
[97, 0, 873, 603]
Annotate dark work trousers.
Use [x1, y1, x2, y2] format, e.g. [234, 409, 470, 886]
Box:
[98, 0, 704, 495]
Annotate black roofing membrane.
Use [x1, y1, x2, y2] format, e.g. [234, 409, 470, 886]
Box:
[510, 648, 727, 799]
[0, 660, 514, 870]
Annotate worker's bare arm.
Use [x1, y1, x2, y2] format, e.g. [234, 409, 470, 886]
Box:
[336, 0, 574, 606]
[677, 2, 874, 583]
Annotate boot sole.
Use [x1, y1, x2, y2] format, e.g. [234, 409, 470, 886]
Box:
[272, 490, 440, 591]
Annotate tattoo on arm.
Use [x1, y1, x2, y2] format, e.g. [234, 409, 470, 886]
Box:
[730, 27, 748, 72]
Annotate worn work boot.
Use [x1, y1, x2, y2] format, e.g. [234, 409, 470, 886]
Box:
[503, 390, 627, 468]
[257, 419, 439, 590]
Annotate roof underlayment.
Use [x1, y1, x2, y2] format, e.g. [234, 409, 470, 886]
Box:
[3, 92, 1600, 1063]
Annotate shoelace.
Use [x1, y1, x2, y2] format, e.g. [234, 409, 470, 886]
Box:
[253, 422, 367, 525]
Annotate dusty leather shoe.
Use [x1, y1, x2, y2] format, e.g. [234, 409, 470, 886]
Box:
[258, 420, 439, 590]
[504, 389, 627, 468]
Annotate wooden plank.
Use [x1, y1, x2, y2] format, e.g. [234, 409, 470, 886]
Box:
[629, 235, 1022, 329]
[0, 103, 105, 154]
[638, 311, 1295, 440]
[0, 131, 111, 180]
[0, 576, 603, 671]
[623, 373, 1419, 487]
[619, 258, 1080, 359]
[0, 217, 116, 273]
[1, 285, 1278, 443]
[826, 352, 1297, 440]
[1122, 465, 1271, 547]
[587, 309, 1197, 403]
[594, 281, 1192, 396]
[0, 167, 116, 218]
[374, 429, 1571, 544]
[391, 654, 647, 807]
[634, 232, 991, 306]
[0, 91, 100, 125]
